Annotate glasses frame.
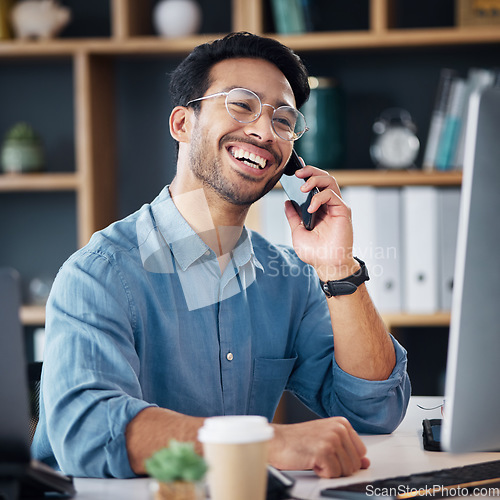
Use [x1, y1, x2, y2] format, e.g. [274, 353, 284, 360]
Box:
[185, 87, 308, 141]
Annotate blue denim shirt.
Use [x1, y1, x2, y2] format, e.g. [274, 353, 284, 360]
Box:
[32, 186, 410, 478]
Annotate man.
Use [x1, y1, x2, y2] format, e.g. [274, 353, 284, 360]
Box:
[32, 32, 410, 480]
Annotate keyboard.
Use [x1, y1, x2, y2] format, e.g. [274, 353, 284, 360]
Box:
[321, 459, 500, 499]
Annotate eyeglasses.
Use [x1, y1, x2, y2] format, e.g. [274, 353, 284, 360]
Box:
[186, 87, 308, 141]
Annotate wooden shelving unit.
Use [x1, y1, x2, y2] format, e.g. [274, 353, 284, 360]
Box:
[382, 312, 451, 331]
[0, 58, 117, 251]
[1, 0, 497, 327]
[0, 173, 80, 192]
[330, 170, 462, 187]
[0, 0, 499, 57]
[20, 305, 47, 327]
[266, 26, 500, 51]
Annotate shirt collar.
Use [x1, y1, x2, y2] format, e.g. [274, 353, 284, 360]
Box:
[150, 186, 263, 273]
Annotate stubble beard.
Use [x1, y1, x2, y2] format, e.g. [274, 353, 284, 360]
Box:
[188, 130, 282, 206]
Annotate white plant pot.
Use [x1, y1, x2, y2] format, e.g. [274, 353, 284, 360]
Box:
[153, 0, 202, 38]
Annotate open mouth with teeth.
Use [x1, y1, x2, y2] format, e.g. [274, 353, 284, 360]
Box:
[230, 147, 267, 170]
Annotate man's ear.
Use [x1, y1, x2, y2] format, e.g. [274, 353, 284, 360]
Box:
[169, 106, 192, 143]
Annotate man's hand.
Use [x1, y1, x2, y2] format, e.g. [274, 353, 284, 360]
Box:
[283, 164, 357, 281]
[284, 161, 396, 381]
[269, 417, 370, 478]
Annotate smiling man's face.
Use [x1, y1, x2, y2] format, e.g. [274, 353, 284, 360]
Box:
[186, 57, 296, 206]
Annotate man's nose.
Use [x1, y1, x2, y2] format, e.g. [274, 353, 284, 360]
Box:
[243, 105, 278, 142]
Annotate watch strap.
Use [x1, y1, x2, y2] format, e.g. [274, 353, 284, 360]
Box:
[320, 257, 370, 298]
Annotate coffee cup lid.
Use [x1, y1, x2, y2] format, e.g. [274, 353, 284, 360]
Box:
[198, 415, 274, 444]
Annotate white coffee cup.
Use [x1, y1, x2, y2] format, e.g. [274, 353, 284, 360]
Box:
[198, 415, 274, 500]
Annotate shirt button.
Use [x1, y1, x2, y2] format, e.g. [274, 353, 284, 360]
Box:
[204, 249, 211, 256]
[226, 352, 234, 361]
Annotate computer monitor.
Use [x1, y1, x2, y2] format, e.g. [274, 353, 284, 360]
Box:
[0, 268, 31, 463]
[441, 85, 500, 453]
[0, 268, 76, 498]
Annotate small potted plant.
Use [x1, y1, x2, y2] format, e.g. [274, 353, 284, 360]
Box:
[1, 122, 44, 173]
[145, 440, 207, 500]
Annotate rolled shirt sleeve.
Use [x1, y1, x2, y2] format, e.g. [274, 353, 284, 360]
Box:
[329, 336, 410, 434]
[32, 250, 156, 478]
[284, 270, 411, 435]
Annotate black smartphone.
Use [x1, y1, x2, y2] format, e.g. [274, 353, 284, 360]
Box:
[280, 150, 319, 230]
[266, 465, 295, 499]
[422, 418, 442, 451]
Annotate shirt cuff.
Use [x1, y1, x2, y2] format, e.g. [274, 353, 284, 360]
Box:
[333, 335, 407, 393]
[104, 397, 157, 478]
[331, 335, 410, 433]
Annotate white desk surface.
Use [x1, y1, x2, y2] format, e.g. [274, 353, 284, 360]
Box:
[73, 396, 500, 499]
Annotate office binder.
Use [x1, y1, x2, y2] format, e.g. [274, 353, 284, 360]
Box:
[343, 187, 402, 313]
[438, 188, 461, 311]
[342, 187, 374, 301]
[403, 186, 440, 313]
[341, 186, 377, 300]
[373, 189, 403, 313]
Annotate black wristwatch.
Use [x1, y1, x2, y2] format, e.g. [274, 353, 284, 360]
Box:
[319, 257, 370, 298]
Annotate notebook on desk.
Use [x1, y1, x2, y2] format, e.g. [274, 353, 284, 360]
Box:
[0, 267, 75, 499]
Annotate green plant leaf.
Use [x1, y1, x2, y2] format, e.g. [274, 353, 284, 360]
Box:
[145, 440, 207, 483]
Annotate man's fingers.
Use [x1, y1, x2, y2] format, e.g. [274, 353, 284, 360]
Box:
[312, 440, 361, 478]
[333, 420, 364, 477]
[312, 419, 366, 478]
[348, 425, 368, 464]
[313, 440, 342, 478]
[268, 418, 370, 479]
[296, 165, 342, 199]
[284, 200, 305, 232]
[307, 188, 345, 214]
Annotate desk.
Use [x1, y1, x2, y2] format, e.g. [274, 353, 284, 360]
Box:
[73, 397, 500, 499]
[292, 396, 500, 499]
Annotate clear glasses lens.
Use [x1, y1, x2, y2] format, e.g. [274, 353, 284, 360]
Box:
[273, 107, 306, 141]
[224, 88, 306, 141]
[225, 88, 261, 122]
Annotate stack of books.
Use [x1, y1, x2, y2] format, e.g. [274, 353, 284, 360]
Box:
[270, 0, 313, 35]
[422, 67, 498, 171]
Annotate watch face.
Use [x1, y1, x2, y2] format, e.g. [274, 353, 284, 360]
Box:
[370, 126, 420, 169]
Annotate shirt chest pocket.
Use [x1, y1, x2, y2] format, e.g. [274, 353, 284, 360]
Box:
[247, 356, 297, 421]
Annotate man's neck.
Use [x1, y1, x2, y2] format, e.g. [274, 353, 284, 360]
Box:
[169, 176, 249, 271]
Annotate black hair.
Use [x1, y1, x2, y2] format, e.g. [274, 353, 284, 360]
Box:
[169, 32, 310, 111]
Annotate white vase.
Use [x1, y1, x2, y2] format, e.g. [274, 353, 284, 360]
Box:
[153, 0, 202, 38]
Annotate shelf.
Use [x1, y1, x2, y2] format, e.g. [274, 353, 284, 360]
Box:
[1, 26, 499, 59]
[0, 35, 223, 58]
[382, 312, 451, 330]
[0, 173, 80, 192]
[20, 305, 46, 326]
[275, 171, 462, 190]
[271, 27, 500, 52]
[18, 304, 451, 329]
[331, 170, 462, 187]
[86, 35, 228, 55]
